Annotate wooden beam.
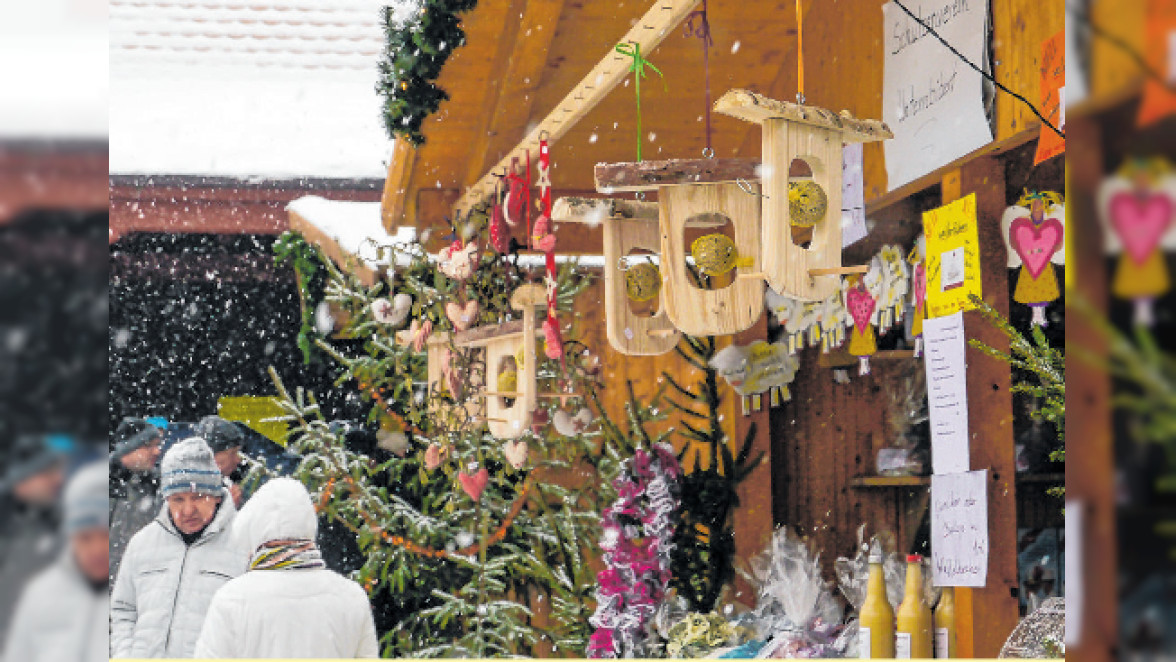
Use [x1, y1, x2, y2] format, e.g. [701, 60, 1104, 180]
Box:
[381, 139, 418, 231]
[714, 89, 893, 143]
[287, 208, 379, 287]
[594, 158, 760, 192]
[462, 0, 567, 192]
[452, 0, 703, 216]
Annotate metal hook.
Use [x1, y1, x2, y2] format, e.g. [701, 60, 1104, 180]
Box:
[736, 178, 769, 199]
[635, 191, 646, 201]
[617, 256, 632, 272]
[538, 129, 550, 141]
[702, 147, 715, 159]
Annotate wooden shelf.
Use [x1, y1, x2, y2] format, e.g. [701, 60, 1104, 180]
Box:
[1015, 473, 1064, 484]
[850, 475, 930, 488]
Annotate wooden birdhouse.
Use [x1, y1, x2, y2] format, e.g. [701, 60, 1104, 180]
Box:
[552, 197, 681, 355]
[441, 282, 546, 439]
[714, 89, 893, 301]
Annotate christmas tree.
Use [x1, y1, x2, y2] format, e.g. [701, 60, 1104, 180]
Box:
[269, 229, 637, 657]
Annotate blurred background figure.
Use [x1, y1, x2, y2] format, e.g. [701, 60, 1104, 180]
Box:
[108, 417, 164, 580]
[3, 461, 109, 662]
[193, 415, 247, 508]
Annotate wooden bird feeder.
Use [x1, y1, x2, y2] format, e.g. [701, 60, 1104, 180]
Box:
[441, 282, 547, 439]
[714, 89, 892, 301]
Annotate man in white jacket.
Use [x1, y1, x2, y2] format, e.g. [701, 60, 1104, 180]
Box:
[194, 478, 379, 658]
[4, 461, 109, 662]
[110, 438, 248, 658]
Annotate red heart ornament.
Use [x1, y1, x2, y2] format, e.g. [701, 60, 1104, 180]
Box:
[846, 284, 876, 334]
[1009, 217, 1063, 279]
[458, 468, 489, 502]
[1110, 191, 1173, 265]
[543, 317, 563, 360]
[490, 203, 510, 253]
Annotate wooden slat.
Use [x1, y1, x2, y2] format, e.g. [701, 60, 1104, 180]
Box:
[551, 196, 660, 222]
[714, 88, 893, 142]
[452, 0, 703, 216]
[381, 139, 417, 231]
[593, 157, 760, 192]
[850, 475, 931, 488]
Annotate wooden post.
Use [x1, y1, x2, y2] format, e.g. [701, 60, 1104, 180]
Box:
[941, 159, 1021, 658]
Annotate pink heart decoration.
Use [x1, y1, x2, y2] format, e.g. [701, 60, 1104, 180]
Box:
[543, 317, 563, 360]
[446, 299, 479, 332]
[1009, 217, 1063, 279]
[458, 468, 489, 502]
[846, 284, 876, 334]
[424, 444, 443, 471]
[503, 440, 528, 469]
[532, 214, 557, 253]
[913, 263, 926, 305]
[1110, 191, 1173, 265]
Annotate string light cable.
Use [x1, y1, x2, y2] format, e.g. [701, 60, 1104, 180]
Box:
[889, 0, 1065, 139]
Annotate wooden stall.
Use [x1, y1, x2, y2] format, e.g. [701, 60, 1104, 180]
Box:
[298, 0, 1066, 656]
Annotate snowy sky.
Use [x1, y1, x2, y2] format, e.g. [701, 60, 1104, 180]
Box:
[0, 0, 108, 140]
[109, 1, 417, 180]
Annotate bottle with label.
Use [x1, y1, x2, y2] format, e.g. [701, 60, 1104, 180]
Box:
[895, 554, 933, 658]
[858, 550, 896, 658]
[934, 586, 957, 658]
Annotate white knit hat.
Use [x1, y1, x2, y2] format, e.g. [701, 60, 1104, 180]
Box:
[63, 462, 108, 535]
[160, 437, 223, 499]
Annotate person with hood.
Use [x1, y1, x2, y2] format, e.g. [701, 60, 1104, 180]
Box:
[108, 417, 163, 580]
[192, 415, 246, 508]
[110, 438, 248, 658]
[193, 478, 379, 658]
[4, 462, 109, 662]
[0, 434, 65, 650]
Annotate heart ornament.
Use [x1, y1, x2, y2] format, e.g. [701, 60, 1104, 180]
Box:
[1009, 217, 1064, 279]
[372, 293, 412, 327]
[846, 284, 876, 335]
[553, 407, 593, 436]
[446, 299, 480, 332]
[424, 444, 444, 471]
[1110, 191, 1173, 265]
[503, 440, 529, 469]
[458, 468, 490, 502]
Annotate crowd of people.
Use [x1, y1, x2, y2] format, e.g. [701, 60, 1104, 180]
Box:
[0, 415, 379, 660]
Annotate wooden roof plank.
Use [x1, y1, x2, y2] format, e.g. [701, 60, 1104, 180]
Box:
[451, 0, 702, 216]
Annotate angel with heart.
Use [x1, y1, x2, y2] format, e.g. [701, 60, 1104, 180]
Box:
[1097, 158, 1176, 326]
[1001, 190, 1066, 327]
[844, 265, 882, 376]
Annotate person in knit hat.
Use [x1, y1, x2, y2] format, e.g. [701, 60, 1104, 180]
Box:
[194, 478, 378, 658]
[4, 462, 109, 662]
[193, 415, 246, 507]
[108, 417, 164, 580]
[110, 438, 248, 659]
[0, 435, 65, 651]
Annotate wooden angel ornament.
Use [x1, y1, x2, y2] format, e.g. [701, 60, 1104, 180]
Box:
[844, 269, 880, 376]
[1098, 158, 1176, 327]
[1001, 190, 1066, 327]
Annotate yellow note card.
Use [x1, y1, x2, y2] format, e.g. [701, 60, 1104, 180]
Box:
[924, 193, 982, 318]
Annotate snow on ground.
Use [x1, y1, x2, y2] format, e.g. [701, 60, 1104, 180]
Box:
[109, 1, 415, 179]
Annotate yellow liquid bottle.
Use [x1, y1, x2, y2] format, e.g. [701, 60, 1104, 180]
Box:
[859, 551, 896, 658]
[934, 587, 957, 658]
[896, 554, 933, 658]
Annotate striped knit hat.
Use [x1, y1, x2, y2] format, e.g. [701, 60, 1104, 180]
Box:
[160, 437, 223, 499]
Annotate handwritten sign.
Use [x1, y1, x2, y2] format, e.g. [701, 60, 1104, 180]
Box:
[924, 312, 970, 474]
[1034, 30, 1065, 164]
[931, 470, 988, 587]
[842, 143, 868, 247]
[881, 0, 993, 189]
[924, 193, 982, 318]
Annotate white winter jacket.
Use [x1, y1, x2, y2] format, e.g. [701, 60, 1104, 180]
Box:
[193, 478, 379, 659]
[3, 553, 107, 662]
[109, 491, 247, 658]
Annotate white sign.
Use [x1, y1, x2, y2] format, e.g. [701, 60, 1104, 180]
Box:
[1064, 8, 1088, 105]
[931, 470, 989, 587]
[882, 0, 993, 189]
[924, 312, 970, 474]
[842, 142, 868, 247]
[1064, 500, 1083, 647]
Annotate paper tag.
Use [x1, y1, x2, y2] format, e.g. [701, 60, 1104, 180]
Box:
[860, 627, 872, 658]
[935, 627, 950, 658]
[896, 632, 912, 658]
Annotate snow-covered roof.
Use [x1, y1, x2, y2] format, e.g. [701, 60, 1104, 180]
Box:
[110, 1, 413, 179]
[0, 1, 108, 140]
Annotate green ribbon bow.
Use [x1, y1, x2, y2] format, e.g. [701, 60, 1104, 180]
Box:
[615, 42, 665, 162]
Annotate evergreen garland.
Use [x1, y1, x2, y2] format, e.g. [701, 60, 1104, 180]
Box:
[274, 231, 328, 364]
[377, 0, 479, 146]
